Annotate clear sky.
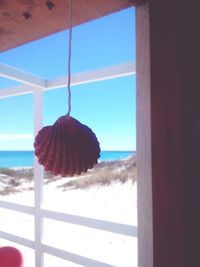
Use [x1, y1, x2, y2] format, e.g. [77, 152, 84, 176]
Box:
[0, 7, 136, 151]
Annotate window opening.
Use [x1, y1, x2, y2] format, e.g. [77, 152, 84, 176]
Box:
[0, 7, 136, 267]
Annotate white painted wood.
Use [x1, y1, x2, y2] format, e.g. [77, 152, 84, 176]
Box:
[0, 230, 34, 249]
[0, 200, 34, 214]
[136, 3, 153, 267]
[42, 244, 116, 267]
[0, 230, 117, 267]
[33, 89, 44, 267]
[0, 63, 46, 88]
[0, 199, 136, 237]
[0, 62, 136, 99]
[42, 209, 137, 237]
[46, 62, 136, 90]
[0, 84, 37, 99]
[0, 62, 136, 266]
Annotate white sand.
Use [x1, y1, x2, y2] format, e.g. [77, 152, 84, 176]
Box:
[0, 178, 137, 267]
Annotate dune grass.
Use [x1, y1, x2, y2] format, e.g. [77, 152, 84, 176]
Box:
[59, 156, 136, 190]
[0, 156, 136, 195]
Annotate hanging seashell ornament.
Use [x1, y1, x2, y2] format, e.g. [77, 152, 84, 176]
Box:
[34, 0, 100, 176]
[34, 115, 100, 176]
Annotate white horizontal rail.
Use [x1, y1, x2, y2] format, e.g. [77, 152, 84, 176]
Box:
[0, 231, 115, 266]
[46, 62, 136, 90]
[0, 200, 137, 237]
[0, 200, 34, 215]
[0, 230, 34, 249]
[42, 209, 137, 237]
[0, 63, 46, 88]
[0, 62, 135, 99]
[0, 84, 37, 99]
[43, 244, 116, 267]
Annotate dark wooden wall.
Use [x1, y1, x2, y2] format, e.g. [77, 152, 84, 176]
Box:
[137, 1, 200, 267]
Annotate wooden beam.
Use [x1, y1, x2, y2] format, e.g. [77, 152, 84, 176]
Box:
[42, 245, 115, 267]
[150, 2, 184, 266]
[0, 0, 133, 52]
[46, 62, 135, 90]
[178, 3, 200, 266]
[0, 84, 38, 99]
[136, 2, 153, 267]
[0, 62, 135, 99]
[0, 231, 34, 249]
[33, 89, 44, 267]
[0, 63, 46, 88]
[0, 200, 34, 215]
[137, 1, 200, 267]
[42, 209, 137, 237]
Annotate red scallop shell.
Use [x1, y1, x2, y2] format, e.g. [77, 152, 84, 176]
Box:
[34, 116, 100, 176]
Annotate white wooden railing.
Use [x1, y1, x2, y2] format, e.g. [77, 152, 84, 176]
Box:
[0, 62, 136, 267]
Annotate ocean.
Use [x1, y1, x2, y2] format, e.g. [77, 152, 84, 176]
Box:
[0, 151, 135, 168]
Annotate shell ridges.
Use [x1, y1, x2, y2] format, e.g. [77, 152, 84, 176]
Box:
[34, 116, 100, 176]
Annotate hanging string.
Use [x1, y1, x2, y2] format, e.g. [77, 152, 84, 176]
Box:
[67, 0, 72, 116]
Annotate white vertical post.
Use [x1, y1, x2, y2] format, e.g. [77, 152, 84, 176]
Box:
[33, 88, 44, 267]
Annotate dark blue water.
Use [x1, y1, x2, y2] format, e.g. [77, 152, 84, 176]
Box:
[0, 151, 135, 168]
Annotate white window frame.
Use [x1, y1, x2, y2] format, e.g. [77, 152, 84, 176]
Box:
[0, 62, 136, 267]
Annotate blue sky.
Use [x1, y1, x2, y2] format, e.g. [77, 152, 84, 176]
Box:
[0, 7, 136, 151]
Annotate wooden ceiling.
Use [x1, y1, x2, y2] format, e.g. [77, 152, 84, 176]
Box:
[0, 0, 133, 52]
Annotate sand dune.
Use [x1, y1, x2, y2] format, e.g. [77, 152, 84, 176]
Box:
[0, 157, 137, 267]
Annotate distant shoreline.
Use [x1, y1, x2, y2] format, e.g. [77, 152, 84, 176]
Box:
[0, 150, 136, 168]
[0, 150, 136, 153]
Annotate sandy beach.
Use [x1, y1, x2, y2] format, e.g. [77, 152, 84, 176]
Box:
[0, 158, 137, 267]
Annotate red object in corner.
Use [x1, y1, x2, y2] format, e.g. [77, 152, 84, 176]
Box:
[0, 246, 23, 267]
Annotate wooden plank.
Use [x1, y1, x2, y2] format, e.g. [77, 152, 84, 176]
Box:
[0, 200, 34, 215]
[46, 62, 135, 90]
[0, 231, 34, 249]
[0, 84, 37, 99]
[0, 62, 135, 99]
[177, 2, 200, 266]
[149, 1, 189, 266]
[136, 3, 153, 267]
[33, 89, 44, 267]
[42, 244, 116, 267]
[137, 1, 200, 267]
[42, 209, 137, 237]
[0, 0, 133, 52]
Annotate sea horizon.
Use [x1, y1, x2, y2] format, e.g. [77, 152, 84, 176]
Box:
[0, 150, 136, 168]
